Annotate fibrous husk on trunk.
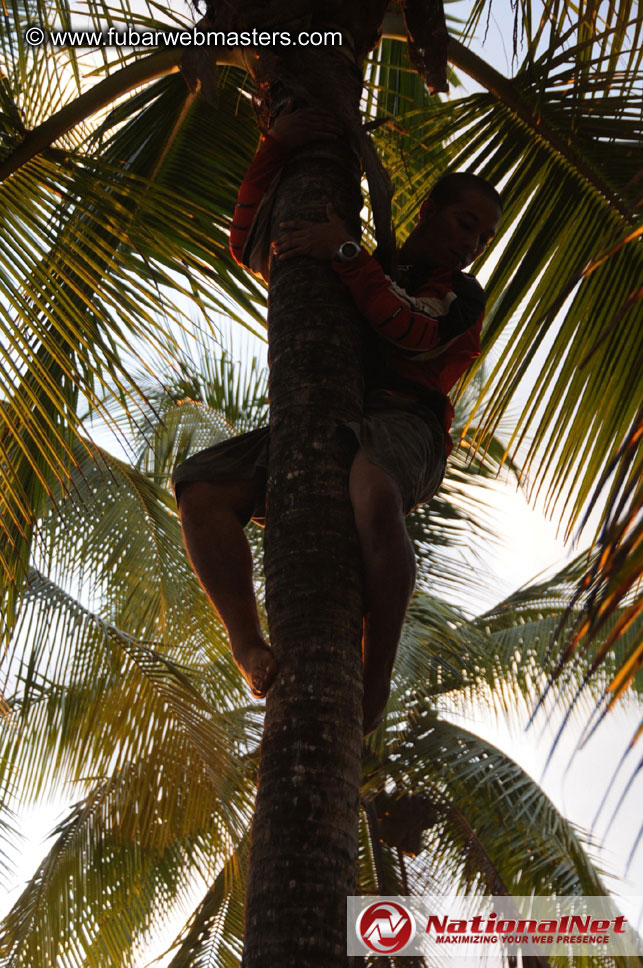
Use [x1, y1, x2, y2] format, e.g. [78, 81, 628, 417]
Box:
[399, 0, 450, 95]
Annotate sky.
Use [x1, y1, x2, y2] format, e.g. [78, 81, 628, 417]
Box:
[1, 0, 642, 964]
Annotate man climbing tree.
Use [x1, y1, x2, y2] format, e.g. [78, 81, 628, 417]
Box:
[174, 17, 501, 960]
[168, 0, 504, 964]
[174, 103, 501, 733]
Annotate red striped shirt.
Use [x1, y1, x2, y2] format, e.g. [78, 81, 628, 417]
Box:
[229, 137, 486, 456]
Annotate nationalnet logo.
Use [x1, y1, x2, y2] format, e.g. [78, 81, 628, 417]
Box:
[347, 896, 643, 958]
[356, 901, 416, 954]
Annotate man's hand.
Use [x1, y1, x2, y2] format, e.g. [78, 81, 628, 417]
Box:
[269, 100, 342, 151]
[273, 203, 355, 262]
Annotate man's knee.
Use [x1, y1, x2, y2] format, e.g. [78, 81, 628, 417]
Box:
[349, 454, 404, 535]
[177, 479, 258, 527]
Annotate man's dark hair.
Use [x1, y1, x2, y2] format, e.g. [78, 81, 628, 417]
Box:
[428, 172, 503, 213]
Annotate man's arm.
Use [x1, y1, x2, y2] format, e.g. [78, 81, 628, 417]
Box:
[331, 248, 485, 356]
[273, 205, 485, 356]
[229, 104, 341, 272]
[229, 135, 290, 268]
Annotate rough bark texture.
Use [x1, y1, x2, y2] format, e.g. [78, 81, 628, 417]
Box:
[242, 114, 366, 968]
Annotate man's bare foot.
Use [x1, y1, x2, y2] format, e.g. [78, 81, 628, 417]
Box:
[231, 637, 278, 699]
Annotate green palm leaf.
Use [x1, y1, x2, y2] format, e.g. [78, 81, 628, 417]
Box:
[0, 766, 250, 968]
[0, 67, 266, 612]
[163, 832, 250, 968]
[365, 21, 642, 702]
[361, 715, 643, 968]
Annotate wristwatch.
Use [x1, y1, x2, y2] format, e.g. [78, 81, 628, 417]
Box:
[333, 240, 362, 262]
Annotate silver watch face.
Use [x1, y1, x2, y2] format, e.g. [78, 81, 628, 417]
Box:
[338, 241, 360, 260]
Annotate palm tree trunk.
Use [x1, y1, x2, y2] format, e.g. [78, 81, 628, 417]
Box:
[242, 93, 366, 967]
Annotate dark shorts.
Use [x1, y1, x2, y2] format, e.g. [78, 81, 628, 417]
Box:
[172, 390, 446, 523]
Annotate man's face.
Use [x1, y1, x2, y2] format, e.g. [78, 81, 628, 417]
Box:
[409, 187, 501, 271]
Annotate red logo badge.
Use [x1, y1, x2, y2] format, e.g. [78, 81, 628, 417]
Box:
[356, 901, 416, 954]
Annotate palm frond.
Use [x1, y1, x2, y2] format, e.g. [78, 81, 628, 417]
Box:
[365, 713, 609, 898]
[365, 20, 643, 707]
[0, 68, 266, 611]
[1, 566, 251, 807]
[0, 344, 273, 965]
[0, 763, 249, 968]
[0, 559, 256, 966]
[389, 556, 643, 727]
[476, 549, 643, 753]
[163, 832, 249, 968]
[548, 403, 643, 703]
[0, 758, 20, 892]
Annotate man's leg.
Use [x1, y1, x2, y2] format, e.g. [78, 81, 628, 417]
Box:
[177, 479, 277, 698]
[349, 450, 416, 732]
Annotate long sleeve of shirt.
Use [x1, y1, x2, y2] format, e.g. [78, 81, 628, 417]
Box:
[331, 249, 485, 366]
[332, 248, 486, 455]
[229, 134, 290, 269]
